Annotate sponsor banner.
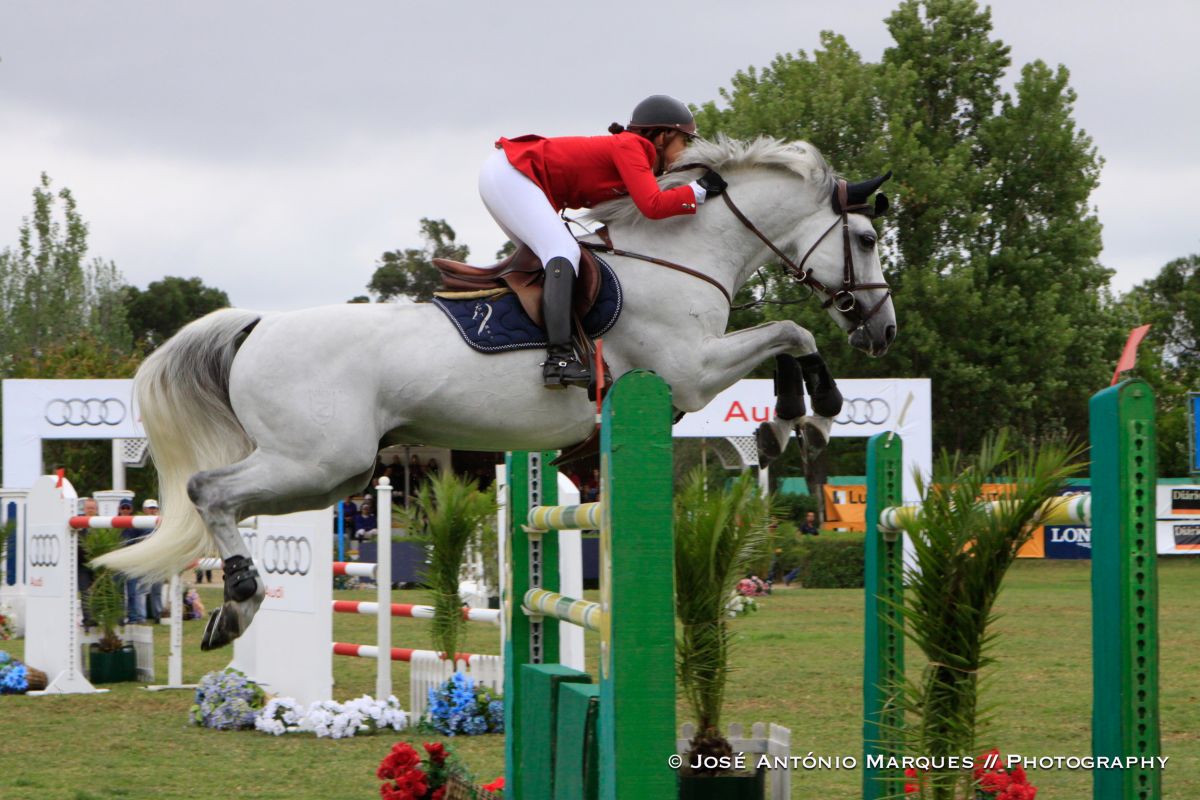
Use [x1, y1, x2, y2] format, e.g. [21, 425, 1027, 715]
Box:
[1157, 485, 1200, 516]
[673, 377, 932, 505]
[672, 378, 930, 439]
[1043, 525, 1092, 559]
[245, 509, 330, 614]
[823, 484, 866, 531]
[1156, 520, 1200, 554]
[3, 379, 142, 487]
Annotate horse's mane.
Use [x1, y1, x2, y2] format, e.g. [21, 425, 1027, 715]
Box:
[585, 135, 834, 228]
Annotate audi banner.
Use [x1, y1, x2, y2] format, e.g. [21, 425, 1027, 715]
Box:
[2, 379, 142, 486]
[672, 377, 932, 503]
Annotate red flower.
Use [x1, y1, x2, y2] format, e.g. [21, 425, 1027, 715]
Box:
[431, 789, 446, 800]
[482, 776, 506, 793]
[424, 742, 448, 765]
[903, 766, 922, 794]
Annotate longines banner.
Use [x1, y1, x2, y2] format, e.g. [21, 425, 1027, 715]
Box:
[2, 379, 142, 487]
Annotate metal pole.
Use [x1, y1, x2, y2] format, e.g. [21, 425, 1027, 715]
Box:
[111, 440, 125, 491]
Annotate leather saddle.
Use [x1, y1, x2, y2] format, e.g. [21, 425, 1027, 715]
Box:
[433, 244, 603, 328]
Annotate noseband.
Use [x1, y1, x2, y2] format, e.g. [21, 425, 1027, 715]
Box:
[716, 179, 892, 328]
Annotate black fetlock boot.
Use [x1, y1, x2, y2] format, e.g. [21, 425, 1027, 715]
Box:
[541, 257, 591, 389]
[797, 352, 844, 418]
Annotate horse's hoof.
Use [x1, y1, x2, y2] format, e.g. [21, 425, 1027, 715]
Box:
[755, 422, 782, 468]
[798, 418, 830, 459]
[200, 604, 243, 651]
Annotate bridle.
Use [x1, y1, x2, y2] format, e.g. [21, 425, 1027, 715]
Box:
[720, 178, 892, 328]
[581, 167, 893, 329]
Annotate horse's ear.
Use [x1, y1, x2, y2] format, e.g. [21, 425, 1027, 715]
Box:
[843, 170, 893, 208]
[874, 193, 889, 217]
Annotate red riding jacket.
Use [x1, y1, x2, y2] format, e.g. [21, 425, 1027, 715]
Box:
[496, 132, 698, 219]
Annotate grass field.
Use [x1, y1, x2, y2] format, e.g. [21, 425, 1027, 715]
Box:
[2, 559, 1198, 799]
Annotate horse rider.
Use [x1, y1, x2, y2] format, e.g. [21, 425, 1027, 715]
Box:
[480, 94, 728, 389]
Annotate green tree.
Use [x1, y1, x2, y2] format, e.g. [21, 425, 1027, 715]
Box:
[368, 218, 469, 302]
[0, 174, 144, 492]
[0, 173, 132, 371]
[1117, 254, 1200, 475]
[697, 0, 1124, 453]
[123, 276, 230, 349]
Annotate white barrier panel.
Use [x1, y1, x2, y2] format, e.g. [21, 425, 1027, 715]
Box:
[229, 507, 332, 706]
[23, 476, 104, 694]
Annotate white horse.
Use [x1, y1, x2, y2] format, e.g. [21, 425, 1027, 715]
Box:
[96, 135, 895, 649]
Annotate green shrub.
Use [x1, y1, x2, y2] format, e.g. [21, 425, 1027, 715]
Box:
[791, 534, 864, 588]
[772, 493, 819, 523]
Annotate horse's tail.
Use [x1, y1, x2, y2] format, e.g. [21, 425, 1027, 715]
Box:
[93, 308, 262, 581]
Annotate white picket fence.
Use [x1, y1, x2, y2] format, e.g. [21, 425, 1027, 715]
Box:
[408, 651, 504, 720]
[677, 722, 793, 800]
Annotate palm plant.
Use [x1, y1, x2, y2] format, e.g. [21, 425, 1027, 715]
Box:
[404, 471, 496, 664]
[890, 431, 1083, 799]
[674, 468, 772, 775]
[82, 527, 126, 652]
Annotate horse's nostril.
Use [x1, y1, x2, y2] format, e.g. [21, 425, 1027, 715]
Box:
[884, 325, 897, 345]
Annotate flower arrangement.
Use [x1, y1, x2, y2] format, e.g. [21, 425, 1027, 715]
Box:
[735, 575, 770, 597]
[376, 741, 506, 799]
[0, 650, 28, 694]
[426, 672, 503, 736]
[974, 750, 1037, 799]
[901, 750, 1038, 799]
[255, 694, 409, 738]
[0, 604, 15, 640]
[724, 591, 758, 618]
[189, 668, 266, 730]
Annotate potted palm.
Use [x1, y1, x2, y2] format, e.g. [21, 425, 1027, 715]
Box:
[888, 431, 1082, 798]
[406, 471, 500, 728]
[82, 526, 137, 683]
[406, 471, 496, 665]
[674, 468, 772, 799]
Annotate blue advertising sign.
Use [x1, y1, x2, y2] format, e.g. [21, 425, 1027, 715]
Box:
[1042, 486, 1092, 559]
[1190, 393, 1200, 475]
[1043, 524, 1092, 559]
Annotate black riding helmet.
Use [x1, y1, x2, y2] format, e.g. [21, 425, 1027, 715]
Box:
[627, 95, 698, 138]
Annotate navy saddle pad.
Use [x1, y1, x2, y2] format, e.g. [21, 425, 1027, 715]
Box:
[432, 255, 622, 353]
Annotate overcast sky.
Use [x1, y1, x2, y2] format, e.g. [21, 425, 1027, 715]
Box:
[2, 1, 1196, 311]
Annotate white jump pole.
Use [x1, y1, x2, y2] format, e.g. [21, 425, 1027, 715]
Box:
[376, 477, 392, 701]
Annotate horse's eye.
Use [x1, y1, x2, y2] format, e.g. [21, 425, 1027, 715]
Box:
[859, 232, 877, 249]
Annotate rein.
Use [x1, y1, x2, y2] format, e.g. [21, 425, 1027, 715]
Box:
[582, 168, 892, 326]
[579, 237, 733, 305]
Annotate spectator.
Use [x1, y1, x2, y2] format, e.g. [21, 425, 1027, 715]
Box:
[799, 511, 820, 536]
[407, 454, 425, 485]
[142, 499, 164, 623]
[76, 498, 99, 627]
[581, 468, 600, 503]
[120, 499, 147, 624]
[768, 547, 783, 584]
[354, 497, 378, 542]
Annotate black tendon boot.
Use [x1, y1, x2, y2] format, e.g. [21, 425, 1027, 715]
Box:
[541, 257, 591, 389]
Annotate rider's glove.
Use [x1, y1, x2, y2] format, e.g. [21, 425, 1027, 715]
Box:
[697, 169, 728, 195]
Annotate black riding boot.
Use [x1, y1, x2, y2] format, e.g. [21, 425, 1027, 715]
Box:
[541, 257, 591, 389]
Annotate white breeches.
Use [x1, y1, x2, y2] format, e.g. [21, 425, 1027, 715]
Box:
[479, 148, 581, 275]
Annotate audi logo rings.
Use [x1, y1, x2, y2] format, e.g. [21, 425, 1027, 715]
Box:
[835, 397, 891, 425]
[29, 533, 62, 567]
[44, 397, 127, 427]
[260, 535, 312, 576]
